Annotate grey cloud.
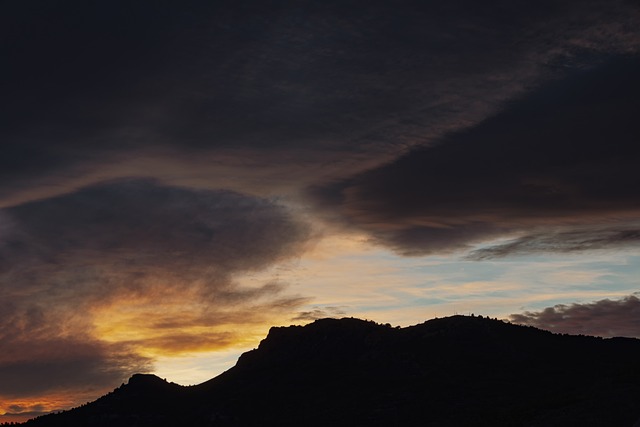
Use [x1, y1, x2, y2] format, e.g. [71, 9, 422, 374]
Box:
[1, 178, 310, 281]
[510, 294, 640, 338]
[310, 55, 640, 256]
[0, 177, 312, 317]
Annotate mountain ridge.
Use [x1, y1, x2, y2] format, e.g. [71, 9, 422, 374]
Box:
[19, 315, 640, 426]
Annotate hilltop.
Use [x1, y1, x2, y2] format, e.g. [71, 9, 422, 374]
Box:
[19, 316, 640, 426]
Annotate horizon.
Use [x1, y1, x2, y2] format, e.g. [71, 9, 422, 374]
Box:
[2, 0, 640, 423]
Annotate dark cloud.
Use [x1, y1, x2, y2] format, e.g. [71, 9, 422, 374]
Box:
[0, 179, 311, 398]
[2, 0, 638, 205]
[310, 56, 640, 255]
[1, 178, 310, 279]
[510, 294, 640, 338]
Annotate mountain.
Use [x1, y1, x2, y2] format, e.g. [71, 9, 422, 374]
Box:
[20, 316, 640, 426]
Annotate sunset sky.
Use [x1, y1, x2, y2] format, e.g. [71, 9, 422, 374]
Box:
[2, 0, 640, 422]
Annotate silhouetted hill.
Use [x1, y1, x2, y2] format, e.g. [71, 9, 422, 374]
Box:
[21, 316, 640, 426]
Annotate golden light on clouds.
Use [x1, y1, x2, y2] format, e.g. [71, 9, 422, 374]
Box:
[92, 298, 292, 358]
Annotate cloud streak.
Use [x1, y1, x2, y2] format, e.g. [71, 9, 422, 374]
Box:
[291, 306, 348, 322]
[467, 228, 640, 260]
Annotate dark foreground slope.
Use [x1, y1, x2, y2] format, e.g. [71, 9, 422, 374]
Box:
[22, 316, 640, 426]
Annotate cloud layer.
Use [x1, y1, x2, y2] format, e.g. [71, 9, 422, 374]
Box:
[2, 0, 640, 419]
[3, 0, 638, 206]
[510, 294, 640, 338]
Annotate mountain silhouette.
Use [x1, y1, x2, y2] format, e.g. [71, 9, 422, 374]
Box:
[18, 316, 640, 426]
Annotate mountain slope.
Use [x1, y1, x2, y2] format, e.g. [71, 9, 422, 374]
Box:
[22, 316, 640, 426]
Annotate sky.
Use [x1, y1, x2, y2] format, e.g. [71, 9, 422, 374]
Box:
[2, 0, 640, 422]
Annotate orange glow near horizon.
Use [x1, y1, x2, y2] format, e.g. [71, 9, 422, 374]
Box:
[3, 232, 640, 421]
[0, 390, 109, 424]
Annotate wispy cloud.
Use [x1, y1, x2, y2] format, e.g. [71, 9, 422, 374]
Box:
[292, 306, 348, 322]
[467, 228, 640, 260]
